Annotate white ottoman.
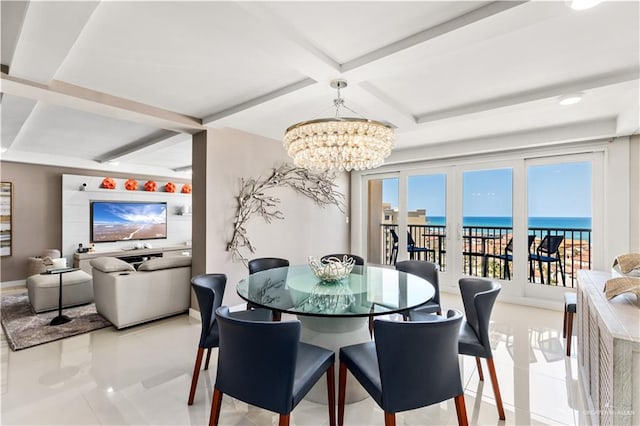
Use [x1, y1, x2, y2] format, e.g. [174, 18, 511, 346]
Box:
[26, 270, 94, 313]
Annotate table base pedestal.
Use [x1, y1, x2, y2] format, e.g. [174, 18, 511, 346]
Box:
[50, 315, 71, 326]
[298, 316, 371, 404]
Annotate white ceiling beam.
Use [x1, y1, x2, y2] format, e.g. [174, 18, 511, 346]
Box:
[386, 118, 618, 165]
[341, 1, 527, 75]
[202, 78, 316, 125]
[94, 130, 181, 163]
[350, 82, 417, 129]
[1, 73, 204, 133]
[209, 2, 529, 132]
[232, 2, 340, 82]
[416, 67, 640, 124]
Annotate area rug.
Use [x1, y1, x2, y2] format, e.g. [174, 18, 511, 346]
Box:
[1, 293, 112, 351]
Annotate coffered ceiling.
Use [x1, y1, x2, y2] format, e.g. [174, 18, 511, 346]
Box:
[1, 1, 638, 177]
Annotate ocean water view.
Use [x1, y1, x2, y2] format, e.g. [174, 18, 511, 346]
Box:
[424, 216, 592, 229]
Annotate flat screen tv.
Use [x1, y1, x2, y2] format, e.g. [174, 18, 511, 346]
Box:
[90, 201, 167, 243]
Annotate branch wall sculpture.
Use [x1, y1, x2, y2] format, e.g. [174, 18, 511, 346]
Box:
[227, 163, 345, 264]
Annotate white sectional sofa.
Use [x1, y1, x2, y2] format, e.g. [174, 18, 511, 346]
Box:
[90, 256, 192, 329]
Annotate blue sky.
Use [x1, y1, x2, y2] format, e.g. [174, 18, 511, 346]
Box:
[382, 162, 592, 218]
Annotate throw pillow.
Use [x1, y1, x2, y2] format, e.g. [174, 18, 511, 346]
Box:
[138, 256, 192, 271]
[90, 257, 136, 273]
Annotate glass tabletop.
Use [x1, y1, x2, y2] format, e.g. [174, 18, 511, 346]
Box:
[237, 265, 435, 318]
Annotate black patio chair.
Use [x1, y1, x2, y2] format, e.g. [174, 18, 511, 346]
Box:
[495, 235, 535, 279]
[407, 231, 435, 262]
[530, 235, 565, 285]
[389, 229, 399, 265]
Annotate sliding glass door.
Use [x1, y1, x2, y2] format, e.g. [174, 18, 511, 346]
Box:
[360, 151, 601, 301]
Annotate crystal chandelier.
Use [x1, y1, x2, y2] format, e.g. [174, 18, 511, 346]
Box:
[283, 79, 396, 172]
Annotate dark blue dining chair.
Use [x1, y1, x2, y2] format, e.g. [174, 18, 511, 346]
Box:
[187, 274, 272, 406]
[396, 260, 441, 317]
[457, 277, 505, 420]
[209, 306, 336, 426]
[338, 311, 468, 426]
[248, 257, 290, 320]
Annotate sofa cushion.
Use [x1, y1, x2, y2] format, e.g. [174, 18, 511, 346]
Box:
[138, 256, 192, 271]
[90, 257, 135, 273]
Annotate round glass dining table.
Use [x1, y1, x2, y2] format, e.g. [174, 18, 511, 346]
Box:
[237, 264, 435, 403]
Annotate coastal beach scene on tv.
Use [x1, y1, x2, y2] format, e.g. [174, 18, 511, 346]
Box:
[91, 201, 167, 243]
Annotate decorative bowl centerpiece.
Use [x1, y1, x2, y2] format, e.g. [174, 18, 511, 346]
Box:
[308, 255, 355, 282]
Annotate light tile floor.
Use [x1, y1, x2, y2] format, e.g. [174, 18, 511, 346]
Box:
[1, 292, 591, 425]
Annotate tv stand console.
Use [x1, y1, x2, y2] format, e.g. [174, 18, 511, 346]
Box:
[73, 245, 192, 274]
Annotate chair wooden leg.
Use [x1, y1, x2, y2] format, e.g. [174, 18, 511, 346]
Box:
[475, 357, 484, 381]
[338, 363, 347, 426]
[278, 414, 290, 426]
[326, 364, 336, 426]
[209, 388, 223, 426]
[454, 394, 469, 426]
[384, 412, 396, 426]
[188, 347, 204, 405]
[204, 347, 212, 370]
[485, 358, 506, 420]
[562, 306, 568, 338]
[566, 311, 574, 356]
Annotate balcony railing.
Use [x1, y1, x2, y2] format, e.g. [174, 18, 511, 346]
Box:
[380, 224, 592, 288]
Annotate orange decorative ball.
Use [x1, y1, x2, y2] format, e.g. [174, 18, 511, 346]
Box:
[124, 179, 138, 191]
[181, 184, 192, 194]
[164, 182, 176, 193]
[101, 177, 116, 189]
[144, 180, 157, 192]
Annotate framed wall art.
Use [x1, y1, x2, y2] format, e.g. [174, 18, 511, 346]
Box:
[1, 182, 13, 256]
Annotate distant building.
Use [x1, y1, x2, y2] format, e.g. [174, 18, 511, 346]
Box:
[382, 203, 426, 225]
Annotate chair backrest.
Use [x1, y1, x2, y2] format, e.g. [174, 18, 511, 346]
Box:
[373, 310, 464, 412]
[537, 235, 564, 256]
[248, 257, 290, 274]
[395, 260, 440, 305]
[320, 253, 365, 266]
[406, 231, 416, 247]
[215, 306, 300, 414]
[505, 235, 536, 253]
[459, 278, 501, 354]
[191, 274, 226, 347]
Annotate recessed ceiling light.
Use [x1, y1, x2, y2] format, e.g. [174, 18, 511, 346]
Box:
[568, 0, 603, 11]
[106, 160, 120, 166]
[558, 94, 583, 106]
[0, 147, 7, 153]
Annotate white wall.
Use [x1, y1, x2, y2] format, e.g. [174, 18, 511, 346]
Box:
[61, 174, 192, 261]
[630, 135, 640, 252]
[203, 128, 350, 307]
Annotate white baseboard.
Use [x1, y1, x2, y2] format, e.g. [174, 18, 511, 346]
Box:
[1, 279, 26, 289]
[188, 308, 201, 321]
